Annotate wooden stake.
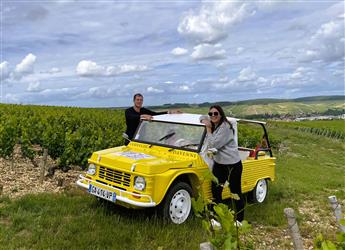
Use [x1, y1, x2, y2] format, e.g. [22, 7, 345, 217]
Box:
[200, 242, 213, 250]
[284, 208, 303, 250]
[328, 196, 345, 232]
[40, 149, 48, 184]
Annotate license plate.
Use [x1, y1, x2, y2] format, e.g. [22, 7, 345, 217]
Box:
[88, 184, 116, 202]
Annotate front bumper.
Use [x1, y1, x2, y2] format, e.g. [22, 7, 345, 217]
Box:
[76, 174, 156, 208]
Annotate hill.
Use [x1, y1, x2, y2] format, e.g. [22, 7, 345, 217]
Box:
[150, 95, 345, 118]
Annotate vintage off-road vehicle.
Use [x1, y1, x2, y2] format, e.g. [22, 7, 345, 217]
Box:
[77, 113, 276, 224]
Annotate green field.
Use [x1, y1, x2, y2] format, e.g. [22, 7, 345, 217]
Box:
[1, 122, 344, 249]
[274, 120, 345, 133]
[181, 100, 345, 117]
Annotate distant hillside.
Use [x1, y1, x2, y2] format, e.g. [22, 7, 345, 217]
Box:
[150, 95, 345, 118]
[149, 95, 344, 109]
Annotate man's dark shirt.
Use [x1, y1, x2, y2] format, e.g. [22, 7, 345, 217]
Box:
[125, 107, 167, 140]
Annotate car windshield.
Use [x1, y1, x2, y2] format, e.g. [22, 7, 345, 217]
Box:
[133, 120, 205, 152]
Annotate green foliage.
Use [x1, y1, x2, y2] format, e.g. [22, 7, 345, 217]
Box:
[314, 219, 345, 250]
[192, 171, 252, 250]
[193, 194, 252, 250]
[0, 118, 17, 159]
[20, 127, 36, 165]
[0, 104, 125, 169]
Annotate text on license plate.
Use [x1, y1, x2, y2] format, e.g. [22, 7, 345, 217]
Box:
[88, 184, 116, 202]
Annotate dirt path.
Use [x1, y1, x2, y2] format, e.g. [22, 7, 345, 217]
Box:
[0, 146, 83, 199]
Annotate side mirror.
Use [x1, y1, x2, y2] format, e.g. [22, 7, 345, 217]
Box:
[122, 133, 131, 142]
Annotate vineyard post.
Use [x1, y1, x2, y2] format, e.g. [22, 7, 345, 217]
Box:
[200, 242, 213, 250]
[11, 154, 14, 171]
[40, 149, 48, 184]
[284, 208, 303, 250]
[328, 195, 345, 232]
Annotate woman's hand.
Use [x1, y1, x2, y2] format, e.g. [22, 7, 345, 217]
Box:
[200, 119, 211, 127]
[200, 119, 212, 133]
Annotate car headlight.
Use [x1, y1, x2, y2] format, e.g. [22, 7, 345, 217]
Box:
[86, 164, 96, 175]
[134, 176, 146, 191]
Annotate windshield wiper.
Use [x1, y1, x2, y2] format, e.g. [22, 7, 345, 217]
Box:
[159, 132, 176, 141]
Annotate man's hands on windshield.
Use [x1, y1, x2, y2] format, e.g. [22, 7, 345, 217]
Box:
[140, 114, 153, 120]
[168, 109, 182, 114]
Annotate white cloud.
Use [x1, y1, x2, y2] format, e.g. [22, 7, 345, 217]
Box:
[179, 85, 191, 92]
[238, 67, 257, 82]
[178, 2, 255, 43]
[147, 86, 164, 93]
[300, 19, 344, 62]
[39, 88, 78, 100]
[5, 93, 19, 104]
[13, 53, 36, 78]
[76, 60, 107, 77]
[236, 47, 244, 55]
[290, 67, 313, 80]
[117, 64, 148, 74]
[299, 49, 319, 62]
[76, 60, 148, 77]
[314, 21, 342, 40]
[27, 81, 42, 92]
[171, 47, 188, 56]
[332, 69, 344, 76]
[0, 61, 10, 80]
[290, 67, 303, 80]
[191, 43, 226, 60]
[87, 87, 114, 98]
[219, 76, 229, 83]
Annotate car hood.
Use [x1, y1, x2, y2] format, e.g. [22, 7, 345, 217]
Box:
[88, 145, 197, 174]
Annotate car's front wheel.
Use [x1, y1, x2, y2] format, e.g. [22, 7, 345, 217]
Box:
[162, 182, 193, 224]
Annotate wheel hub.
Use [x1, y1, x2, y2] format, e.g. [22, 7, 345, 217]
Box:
[169, 190, 191, 224]
[256, 180, 267, 203]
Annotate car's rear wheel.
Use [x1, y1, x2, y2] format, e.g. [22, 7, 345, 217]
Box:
[251, 179, 268, 203]
[162, 182, 193, 224]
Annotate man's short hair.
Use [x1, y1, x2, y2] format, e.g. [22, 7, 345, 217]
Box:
[133, 93, 143, 101]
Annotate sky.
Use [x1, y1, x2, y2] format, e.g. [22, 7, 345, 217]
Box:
[1, 0, 344, 107]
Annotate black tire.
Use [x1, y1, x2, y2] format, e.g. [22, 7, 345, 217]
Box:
[250, 179, 268, 203]
[161, 182, 193, 224]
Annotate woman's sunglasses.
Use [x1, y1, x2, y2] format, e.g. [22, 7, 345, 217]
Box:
[208, 112, 219, 117]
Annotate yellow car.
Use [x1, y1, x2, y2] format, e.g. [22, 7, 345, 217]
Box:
[77, 113, 276, 224]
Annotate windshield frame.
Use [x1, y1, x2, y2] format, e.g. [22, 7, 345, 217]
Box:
[133, 119, 207, 153]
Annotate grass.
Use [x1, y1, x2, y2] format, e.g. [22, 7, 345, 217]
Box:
[0, 191, 206, 249]
[0, 122, 344, 249]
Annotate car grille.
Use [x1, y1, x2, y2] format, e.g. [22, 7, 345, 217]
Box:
[98, 166, 131, 187]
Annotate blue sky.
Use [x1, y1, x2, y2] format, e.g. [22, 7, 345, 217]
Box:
[1, 0, 344, 107]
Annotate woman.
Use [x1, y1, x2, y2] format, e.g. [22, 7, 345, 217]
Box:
[200, 105, 244, 222]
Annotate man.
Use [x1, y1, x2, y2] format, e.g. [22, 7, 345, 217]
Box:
[124, 93, 168, 144]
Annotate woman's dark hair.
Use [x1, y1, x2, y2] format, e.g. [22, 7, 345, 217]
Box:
[209, 105, 231, 132]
